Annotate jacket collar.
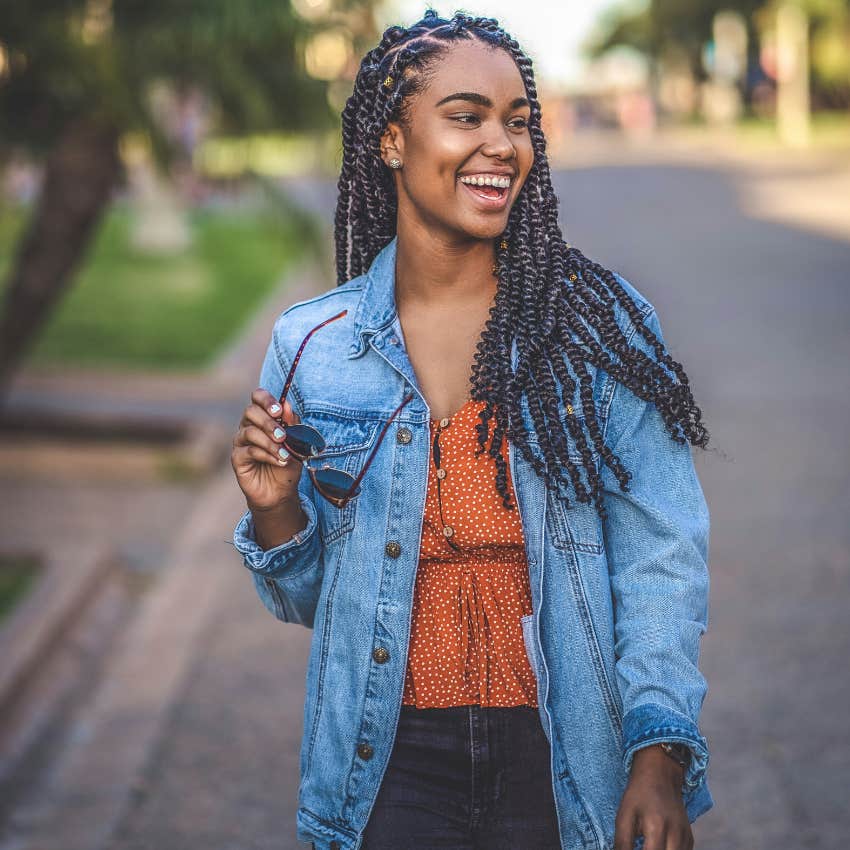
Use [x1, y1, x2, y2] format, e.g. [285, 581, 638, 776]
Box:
[347, 236, 399, 359]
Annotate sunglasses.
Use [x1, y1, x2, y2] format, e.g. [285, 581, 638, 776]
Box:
[273, 309, 415, 509]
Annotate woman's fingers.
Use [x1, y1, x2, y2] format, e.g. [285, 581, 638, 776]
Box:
[236, 425, 290, 463]
[250, 388, 301, 427]
[241, 442, 291, 469]
[240, 400, 289, 446]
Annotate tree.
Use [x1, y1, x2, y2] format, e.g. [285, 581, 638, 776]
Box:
[586, 0, 767, 100]
[0, 0, 373, 402]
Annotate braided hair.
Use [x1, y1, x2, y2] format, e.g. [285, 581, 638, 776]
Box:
[334, 9, 711, 521]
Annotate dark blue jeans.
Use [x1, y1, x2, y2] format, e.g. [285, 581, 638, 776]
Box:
[360, 703, 561, 849]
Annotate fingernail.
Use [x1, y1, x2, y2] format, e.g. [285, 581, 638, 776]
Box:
[273, 427, 285, 440]
[269, 403, 281, 414]
[278, 447, 289, 460]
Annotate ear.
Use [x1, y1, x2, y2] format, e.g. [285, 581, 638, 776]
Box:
[380, 121, 405, 166]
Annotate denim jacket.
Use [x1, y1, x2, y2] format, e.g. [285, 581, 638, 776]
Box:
[232, 235, 713, 850]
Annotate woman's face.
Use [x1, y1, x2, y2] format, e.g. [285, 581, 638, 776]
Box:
[380, 39, 534, 244]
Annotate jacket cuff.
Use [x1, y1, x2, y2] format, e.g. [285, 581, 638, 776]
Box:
[233, 495, 319, 578]
[622, 702, 710, 795]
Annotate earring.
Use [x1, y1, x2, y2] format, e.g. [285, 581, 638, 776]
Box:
[389, 158, 402, 169]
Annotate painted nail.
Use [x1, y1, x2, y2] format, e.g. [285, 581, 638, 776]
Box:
[273, 427, 285, 440]
[269, 403, 281, 414]
[278, 447, 290, 460]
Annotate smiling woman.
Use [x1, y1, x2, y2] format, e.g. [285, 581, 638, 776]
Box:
[230, 9, 714, 850]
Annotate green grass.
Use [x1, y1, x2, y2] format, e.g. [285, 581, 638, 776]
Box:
[0, 198, 314, 371]
[0, 554, 42, 624]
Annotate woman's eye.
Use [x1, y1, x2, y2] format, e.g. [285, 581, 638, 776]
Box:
[450, 114, 529, 129]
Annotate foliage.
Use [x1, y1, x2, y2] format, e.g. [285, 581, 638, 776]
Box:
[0, 0, 351, 162]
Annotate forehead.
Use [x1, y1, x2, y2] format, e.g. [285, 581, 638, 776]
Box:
[422, 40, 525, 103]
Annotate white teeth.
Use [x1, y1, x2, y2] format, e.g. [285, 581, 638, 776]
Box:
[459, 174, 511, 189]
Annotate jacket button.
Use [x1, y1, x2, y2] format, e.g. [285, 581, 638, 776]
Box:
[373, 646, 389, 663]
[357, 742, 374, 760]
[385, 541, 401, 558]
[396, 426, 412, 444]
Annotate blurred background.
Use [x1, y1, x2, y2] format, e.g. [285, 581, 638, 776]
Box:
[1, 1, 848, 849]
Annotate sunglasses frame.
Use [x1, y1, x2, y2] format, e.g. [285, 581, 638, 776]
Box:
[274, 309, 414, 509]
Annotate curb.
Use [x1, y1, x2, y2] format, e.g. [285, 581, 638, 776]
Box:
[0, 544, 123, 722]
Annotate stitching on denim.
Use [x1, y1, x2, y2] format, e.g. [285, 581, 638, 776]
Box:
[547, 499, 604, 555]
[562, 546, 623, 739]
[300, 805, 356, 839]
[304, 543, 345, 778]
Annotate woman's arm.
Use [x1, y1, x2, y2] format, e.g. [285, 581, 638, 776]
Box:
[232, 316, 325, 628]
[600, 305, 711, 794]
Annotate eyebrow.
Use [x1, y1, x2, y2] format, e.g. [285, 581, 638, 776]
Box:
[435, 91, 530, 110]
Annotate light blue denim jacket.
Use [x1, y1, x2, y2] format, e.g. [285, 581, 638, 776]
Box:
[233, 235, 713, 850]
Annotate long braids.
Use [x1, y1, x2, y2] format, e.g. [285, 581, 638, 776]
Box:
[334, 9, 711, 521]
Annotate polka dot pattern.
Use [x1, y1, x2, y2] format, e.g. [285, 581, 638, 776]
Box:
[402, 398, 539, 709]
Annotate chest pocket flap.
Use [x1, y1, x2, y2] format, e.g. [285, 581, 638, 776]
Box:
[300, 409, 382, 545]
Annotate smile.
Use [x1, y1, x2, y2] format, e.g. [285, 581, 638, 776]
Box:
[457, 176, 511, 210]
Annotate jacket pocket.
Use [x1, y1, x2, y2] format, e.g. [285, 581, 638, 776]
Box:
[546, 489, 604, 555]
[300, 410, 382, 545]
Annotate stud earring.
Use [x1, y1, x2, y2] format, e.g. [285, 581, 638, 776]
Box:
[389, 158, 402, 169]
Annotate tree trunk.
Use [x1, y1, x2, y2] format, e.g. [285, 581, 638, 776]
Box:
[0, 115, 122, 407]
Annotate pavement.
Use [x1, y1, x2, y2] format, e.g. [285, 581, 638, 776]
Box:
[0, 135, 848, 850]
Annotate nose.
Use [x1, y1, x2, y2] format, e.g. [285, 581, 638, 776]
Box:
[481, 122, 517, 163]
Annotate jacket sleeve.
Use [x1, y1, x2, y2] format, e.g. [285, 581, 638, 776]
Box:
[599, 305, 711, 797]
[232, 317, 324, 629]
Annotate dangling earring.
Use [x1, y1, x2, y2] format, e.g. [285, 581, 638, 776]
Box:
[388, 158, 402, 169]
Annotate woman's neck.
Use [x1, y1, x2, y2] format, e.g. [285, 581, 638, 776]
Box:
[394, 227, 497, 308]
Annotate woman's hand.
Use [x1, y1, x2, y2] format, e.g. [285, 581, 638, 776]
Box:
[614, 745, 693, 850]
[231, 389, 304, 512]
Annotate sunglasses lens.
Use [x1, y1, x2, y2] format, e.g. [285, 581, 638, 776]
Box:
[284, 424, 325, 459]
[313, 467, 360, 501]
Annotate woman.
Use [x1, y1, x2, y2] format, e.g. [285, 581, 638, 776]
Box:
[230, 10, 712, 850]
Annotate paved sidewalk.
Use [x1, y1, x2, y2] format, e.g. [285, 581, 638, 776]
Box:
[0, 256, 327, 850]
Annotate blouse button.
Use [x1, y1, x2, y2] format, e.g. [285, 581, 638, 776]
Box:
[443, 525, 454, 538]
[439, 417, 450, 428]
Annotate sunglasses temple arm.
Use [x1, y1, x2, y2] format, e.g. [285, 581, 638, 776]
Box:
[343, 392, 416, 499]
[278, 309, 349, 408]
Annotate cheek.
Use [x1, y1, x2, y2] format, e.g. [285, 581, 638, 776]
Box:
[518, 139, 535, 177]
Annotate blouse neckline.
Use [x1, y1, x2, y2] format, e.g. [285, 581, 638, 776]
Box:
[429, 397, 480, 425]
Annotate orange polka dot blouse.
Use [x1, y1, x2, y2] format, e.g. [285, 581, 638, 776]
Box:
[401, 398, 539, 709]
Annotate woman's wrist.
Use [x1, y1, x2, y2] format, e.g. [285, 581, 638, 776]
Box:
[249, 497, 308, 550]
[630, 744, 686, 789]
